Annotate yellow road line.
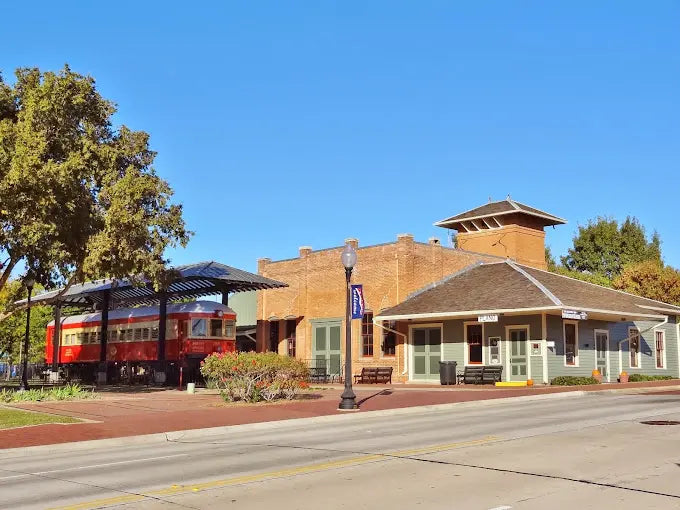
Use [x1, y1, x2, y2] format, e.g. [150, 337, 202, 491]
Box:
[50, 436, 499, 510]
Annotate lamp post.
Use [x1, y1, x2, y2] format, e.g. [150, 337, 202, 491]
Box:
[19, 273, 35, 391]
[338, 244, 358, 410]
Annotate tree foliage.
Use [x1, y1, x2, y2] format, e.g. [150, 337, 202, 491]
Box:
[0, 65, 190, 312]
[560, 217, 660, 280]
[613, 260, 680, 306]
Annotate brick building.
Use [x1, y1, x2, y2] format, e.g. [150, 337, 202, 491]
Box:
[255, 198, 565, 382]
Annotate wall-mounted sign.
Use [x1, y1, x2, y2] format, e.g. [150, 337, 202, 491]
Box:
[478, 314, 499, 323]
[546, 340, 555, 348]
[562, 309, 588, 320]
[351, 284, 365, 319]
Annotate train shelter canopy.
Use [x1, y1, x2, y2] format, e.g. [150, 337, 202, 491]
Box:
[17, 260, 286, 310]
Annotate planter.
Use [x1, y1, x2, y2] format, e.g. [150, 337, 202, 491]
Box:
[592, 370, 602, 383]
[619, 372, 629, 383]
[526, 379, 534, 387]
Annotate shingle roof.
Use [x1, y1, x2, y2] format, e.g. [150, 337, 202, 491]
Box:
[377, 261, 680, 319]
[434, 199, 567, 228]
[19, 261, 287, 308]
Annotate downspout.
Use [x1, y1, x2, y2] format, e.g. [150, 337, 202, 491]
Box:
[373, 320, 408, 376]
[617, 317, 668, 377]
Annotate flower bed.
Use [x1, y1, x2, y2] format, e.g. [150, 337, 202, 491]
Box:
[0, 383, 96, 403]
[550, 376, 600, 386]
[201, 352, 309, 403]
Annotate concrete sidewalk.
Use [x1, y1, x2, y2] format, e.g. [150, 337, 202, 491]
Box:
[2, 379, 678, 450]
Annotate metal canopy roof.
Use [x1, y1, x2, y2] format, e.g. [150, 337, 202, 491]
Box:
[19, 261, 286, 309]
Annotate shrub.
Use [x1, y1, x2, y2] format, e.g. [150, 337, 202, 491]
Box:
[200, 352, 309, 403]
[628, 374, 674, 382]
[0, 383, 96, 403]
[550, 376, 600, 386]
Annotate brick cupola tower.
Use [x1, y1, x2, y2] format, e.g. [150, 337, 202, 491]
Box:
[434, 196, 566, 270]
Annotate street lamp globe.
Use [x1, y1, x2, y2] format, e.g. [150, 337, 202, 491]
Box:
[340, 244, 357, 270]
[24, 276, 35, 290]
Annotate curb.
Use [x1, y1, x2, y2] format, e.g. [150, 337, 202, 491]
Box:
[2, 390, 587, 457]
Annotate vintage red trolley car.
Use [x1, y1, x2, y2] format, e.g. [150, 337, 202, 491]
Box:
[46, 300, 236, 382]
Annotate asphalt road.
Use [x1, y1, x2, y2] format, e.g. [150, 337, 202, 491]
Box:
[3, 391, 680, 510]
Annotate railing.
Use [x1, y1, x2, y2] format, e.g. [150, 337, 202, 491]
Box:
[300, 358, 344, 383]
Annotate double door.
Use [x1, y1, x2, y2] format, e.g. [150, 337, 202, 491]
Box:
[412, 327, 441, 380]
[312, 321, 342, 377]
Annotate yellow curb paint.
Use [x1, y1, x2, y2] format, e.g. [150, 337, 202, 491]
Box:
[495, 381, 527, 387]
[50, 436, 499, 510]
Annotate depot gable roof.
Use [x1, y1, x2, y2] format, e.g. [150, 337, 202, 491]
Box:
[434, 199, 567, 229]
[376, 261, 680, 321]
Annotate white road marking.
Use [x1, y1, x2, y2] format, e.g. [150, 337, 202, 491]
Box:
[0, 453, 188, 481]
[488, 506, 512, 510]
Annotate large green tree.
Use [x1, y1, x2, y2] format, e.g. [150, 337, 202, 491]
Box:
[560, 217, 660, 280]
[0, 65, 190, 317]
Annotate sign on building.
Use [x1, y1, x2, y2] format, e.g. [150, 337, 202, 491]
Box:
[562, 309, 588, 320]
[351, 284, 365, 319]
[478, 314, 499, 323]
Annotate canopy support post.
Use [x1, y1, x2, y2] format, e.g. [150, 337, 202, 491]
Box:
[156, 291, 168, 384]
[50, 304, 62, 382]
[98, 290, 110, 385]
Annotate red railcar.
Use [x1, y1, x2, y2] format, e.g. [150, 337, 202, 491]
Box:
[46, 301, 237, 368]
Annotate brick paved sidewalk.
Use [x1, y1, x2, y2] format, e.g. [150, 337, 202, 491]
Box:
[2, 379, 678, 449]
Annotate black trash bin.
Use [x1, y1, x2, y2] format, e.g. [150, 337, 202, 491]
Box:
[439, 361, 457, 385]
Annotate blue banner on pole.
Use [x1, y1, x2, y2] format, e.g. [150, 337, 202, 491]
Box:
[351, 284, 365, 319]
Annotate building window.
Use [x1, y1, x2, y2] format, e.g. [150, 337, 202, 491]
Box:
[286, 319, 296, 358]
[361, 312, 373, 357]
[656, 330, 665, 369]
[466, 324, 483, 364]
[629, 328, 640, 368]
[382, 320, 396, 356]
[191, 319, 207, 337]
[210, 319, 223, 337]
[564, 321, 578, 366]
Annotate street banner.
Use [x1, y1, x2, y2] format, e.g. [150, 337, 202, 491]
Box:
[351, 284, 365, 319]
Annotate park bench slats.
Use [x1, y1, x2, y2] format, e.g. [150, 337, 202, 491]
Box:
[459, 365, 503, 385]
[353, 367, 393, 384]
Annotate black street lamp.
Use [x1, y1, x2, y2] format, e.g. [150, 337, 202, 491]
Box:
[19, 273, 35, 391]
[338, 244, 358, 411]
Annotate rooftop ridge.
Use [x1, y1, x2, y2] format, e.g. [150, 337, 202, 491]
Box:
[515, 263, 680, 312]
[507, 261, 562, 306]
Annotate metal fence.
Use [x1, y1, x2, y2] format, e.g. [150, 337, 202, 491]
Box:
[0, 362, 52, 383]
[300, 358, 344, 383]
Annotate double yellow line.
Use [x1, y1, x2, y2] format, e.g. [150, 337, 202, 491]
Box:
[52, 436, 499, 510]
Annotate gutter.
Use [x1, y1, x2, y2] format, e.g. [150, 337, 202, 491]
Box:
[373, 319, 409, 376]
[617, 316, 668, 376]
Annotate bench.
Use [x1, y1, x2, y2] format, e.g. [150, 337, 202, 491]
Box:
[459, 365, 503, 385]
[353, 367, 393, 384]
[308, 366, 329, 384]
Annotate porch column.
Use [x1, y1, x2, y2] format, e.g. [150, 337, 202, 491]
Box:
[98, 290, 110, 384]
[541, 313, 549, 384]
[221, 291, 229, 306]
[50, 303, 62, 382]
[156, 291, 168, 384]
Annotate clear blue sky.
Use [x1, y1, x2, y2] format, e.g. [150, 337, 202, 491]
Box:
[3, 1, 679, 273]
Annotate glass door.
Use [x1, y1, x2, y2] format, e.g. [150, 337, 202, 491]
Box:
[412, 327, 441, 380]
[508, 328, 528, 381]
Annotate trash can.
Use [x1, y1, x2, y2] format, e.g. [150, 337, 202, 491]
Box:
[439, 361, 457, 385]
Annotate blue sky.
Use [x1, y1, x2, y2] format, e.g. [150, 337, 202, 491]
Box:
[2, 1, 679, 272]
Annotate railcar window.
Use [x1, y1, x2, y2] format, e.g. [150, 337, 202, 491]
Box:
[125, 329, 133, 342]
[224, 320, 235, 339]
[77, 332, 86, 345]
[210, 319, 223, 337]
[134, 329, 143, 341]
[191, 319, 207, 337]
[143, 328, 150, 341]
[151, 327, 159, 341]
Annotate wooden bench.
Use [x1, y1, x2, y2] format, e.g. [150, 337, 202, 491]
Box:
[353, 367, 393, 384]
[459, 365, 503, 385]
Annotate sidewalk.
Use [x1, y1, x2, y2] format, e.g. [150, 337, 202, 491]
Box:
[2, 379, 678, 449]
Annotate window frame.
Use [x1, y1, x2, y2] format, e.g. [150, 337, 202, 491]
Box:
[191, 318, 207, 338]
[655, 329, 666, 369]
[285, 319, 296, 358]
[209, 318, 223, 338]
[361, 312, 374, 357]
[563, 320, 579, 367]
[628, 327, 641, 368]
[464, 321, 484, 366]
[381, 320, 397, 357]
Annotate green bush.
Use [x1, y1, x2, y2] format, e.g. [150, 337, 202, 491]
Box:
[0, 383, 96, 403]
[628, 374, 674, 382]
[550, 376, 600, 386]
[200, 352, 309, 403]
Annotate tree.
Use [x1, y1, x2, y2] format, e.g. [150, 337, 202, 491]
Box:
[560, 217, 661, 280]
[0, 279, 52, 370]
[613, 260, 680, 306]
[0, 65, 190, 316]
